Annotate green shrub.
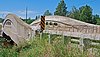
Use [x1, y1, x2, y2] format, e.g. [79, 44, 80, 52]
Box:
[0, 35, 100, 57]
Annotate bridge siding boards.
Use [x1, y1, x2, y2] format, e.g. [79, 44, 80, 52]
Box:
[31, 16, 100, 40]
[44, 30, 100, 40]
[47, 26, 100, 34]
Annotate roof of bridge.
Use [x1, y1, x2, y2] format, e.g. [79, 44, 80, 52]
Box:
[31, 16, 99, 27]
[4, 14, 32, 29]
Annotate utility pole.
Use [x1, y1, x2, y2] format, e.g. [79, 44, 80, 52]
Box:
[26, 7, 28, 23]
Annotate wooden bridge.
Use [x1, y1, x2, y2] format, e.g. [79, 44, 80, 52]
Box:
[1, 14, 35, 46]
[1, 14, 100, 46]
[31, 16, 100, 40]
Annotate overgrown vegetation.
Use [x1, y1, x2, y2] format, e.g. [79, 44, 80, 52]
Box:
[0, 34, 100, 57]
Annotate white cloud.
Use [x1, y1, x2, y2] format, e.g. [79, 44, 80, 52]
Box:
[16, 10, 43, 18]
[17, 10, 41, 15]
[18, 10, 32, 14]
[0, 11, 13, 18]
[0, 11, 12, 14]
[0, 10, 43, 19]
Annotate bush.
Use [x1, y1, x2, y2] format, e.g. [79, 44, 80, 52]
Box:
[0, 35, 100, 57]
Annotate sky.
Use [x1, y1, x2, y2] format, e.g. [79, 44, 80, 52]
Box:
[0, 0, 100, 19]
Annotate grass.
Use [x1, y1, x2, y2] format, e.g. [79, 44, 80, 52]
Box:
[0, 34, 100, 57]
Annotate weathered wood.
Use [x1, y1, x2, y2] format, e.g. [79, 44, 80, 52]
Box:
[31, 16, 100, 40]
[2, 14, 34, 46]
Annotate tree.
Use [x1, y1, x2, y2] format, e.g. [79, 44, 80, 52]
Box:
[34, 15, 40, 20]
[96, 18, 100, 25]
[68, 6, 80, 20]
[37, 15, 40, 19]
[79, 5, 93, 23]
[91, 14, 99, 24]
[0, 18, 4, 23]
[91, 15, 97, 24]
[93, 14, 99, 20]
[54, 0, 67, 16]
[93, 14, 100, 25]
[43, 10, 52, 16]
[27, 17, 34, 24]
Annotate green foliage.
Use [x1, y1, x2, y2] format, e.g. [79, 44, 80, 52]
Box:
[68, 5, 99, 24]
[91, 15, 97, 24]
[79, 5, 93, 23]
[64, 36, 71, 44]
[0, 48, 18, 57]
[68, 6, 80, 20]
[83, 38, 92, 50]
[43, 10, 52, 16]
[26, 17, 34, 24]
[96, 18, 100, 25]
[21, 17, 35, 24]
[1, 35, 100, 57]
[94, 14, 100, 25]
[54, 0, 67, 16]
[0, 18, 4, 23]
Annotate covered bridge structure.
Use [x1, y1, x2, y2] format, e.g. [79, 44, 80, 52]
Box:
[1, 14, 100, 46]
[31, 16, 100, 40]
[2, 14, 34, 46]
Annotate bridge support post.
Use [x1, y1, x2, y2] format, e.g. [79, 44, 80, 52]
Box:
[48, 32, 51, 44]
[62, 35, 64, 44]
[40, 33, 42, 40]
[62, 32, 64, 44]
[79, 37, 84, 54]
[32, 30, 35, 40]
[88, 48, 93, 57]
[48, 33, 51, 44]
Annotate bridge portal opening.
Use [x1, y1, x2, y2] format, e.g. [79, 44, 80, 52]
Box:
[2, 32, 16, 46]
